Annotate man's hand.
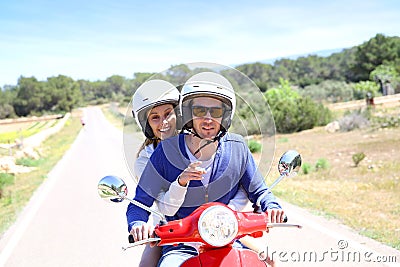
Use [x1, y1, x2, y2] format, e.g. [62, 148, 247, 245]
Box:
[268, 209, 285, 223]
[177, 161, 206, 186]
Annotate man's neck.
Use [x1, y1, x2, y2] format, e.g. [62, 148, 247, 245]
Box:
[185, 134, 218, 161]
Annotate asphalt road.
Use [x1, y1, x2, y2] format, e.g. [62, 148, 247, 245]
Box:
[0, 107, 398, 267]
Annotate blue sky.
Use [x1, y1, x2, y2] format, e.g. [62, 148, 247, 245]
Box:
[1, 0, 399, 87]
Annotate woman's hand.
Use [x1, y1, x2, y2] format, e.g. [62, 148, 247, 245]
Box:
[177, 161, 206, 187]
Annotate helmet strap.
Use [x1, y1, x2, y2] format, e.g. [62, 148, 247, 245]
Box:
[188, 128, 226, 156]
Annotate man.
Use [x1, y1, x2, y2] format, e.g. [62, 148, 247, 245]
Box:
[127, 72, 284, 266]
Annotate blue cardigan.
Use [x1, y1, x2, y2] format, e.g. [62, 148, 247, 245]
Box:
[126, 133, 281, 231]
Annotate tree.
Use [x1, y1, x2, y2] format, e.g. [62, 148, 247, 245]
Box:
[236, 62, 273, 92]
[295, 55, 325, 87]
[0, 86, 17, 119]
[14, 77, 44, 116]
[164, 64, 193, 86]
[370, 64, 399, 95]
[271, 58, 296, 84]
[351, 34, 400, 81]
[47, 75, 81, 112]
[105, 75, 127, 101]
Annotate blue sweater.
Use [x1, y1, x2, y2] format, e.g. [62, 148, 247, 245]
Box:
[126, 133, 281, 231]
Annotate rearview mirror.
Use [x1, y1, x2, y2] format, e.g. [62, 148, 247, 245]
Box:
[278, 150, 301, 177]
[268, 150, 302, 191]
[98, 175, 127, 203]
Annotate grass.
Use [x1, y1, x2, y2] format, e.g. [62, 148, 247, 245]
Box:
[0, 173, 15, 199]
[0, 112, 82, 234]
[0, 121, 53, 143]
[101, 104, 125, 129]
[101, 103, 141, 136]
[265, 126, 400, 250]
[15, 157, 45, 167]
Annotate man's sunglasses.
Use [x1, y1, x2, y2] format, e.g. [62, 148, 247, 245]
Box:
[191, 106, 224, 118]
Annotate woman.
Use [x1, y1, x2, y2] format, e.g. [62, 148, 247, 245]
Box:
[133, 80, 210, 266]
[131, 79, 249, 267]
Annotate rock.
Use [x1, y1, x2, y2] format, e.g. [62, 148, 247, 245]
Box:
[325, 121, 340, 133]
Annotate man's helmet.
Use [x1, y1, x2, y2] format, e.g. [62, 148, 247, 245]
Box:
[180, 72, 236, 134]
[132, 80, 180, 139]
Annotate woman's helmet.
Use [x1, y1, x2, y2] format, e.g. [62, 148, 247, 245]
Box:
[180, 72, 236, 135]
[132, 80, 180, 139]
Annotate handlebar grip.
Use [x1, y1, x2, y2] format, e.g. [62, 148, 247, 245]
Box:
[128, 234, 135, 243]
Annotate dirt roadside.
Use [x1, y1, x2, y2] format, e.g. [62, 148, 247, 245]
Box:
[0, 114, 71, 174]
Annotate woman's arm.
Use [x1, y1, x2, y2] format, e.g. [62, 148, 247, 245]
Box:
[134, 146, 154, 181]
[156, 161, 205, 216]
[156, 181, 188, 216]
[227, 186, 250, 211]
[135, 144, 186, 216]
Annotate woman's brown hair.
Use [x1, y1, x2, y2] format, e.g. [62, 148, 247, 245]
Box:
[136, 138, 160, 158]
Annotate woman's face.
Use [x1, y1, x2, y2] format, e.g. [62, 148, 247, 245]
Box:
[147, 103, 176, 140]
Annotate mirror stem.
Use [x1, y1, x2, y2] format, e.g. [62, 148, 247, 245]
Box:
[268, 174, 285, 191]
[122, 195, 167, 223]
[256, 174, 285, 207]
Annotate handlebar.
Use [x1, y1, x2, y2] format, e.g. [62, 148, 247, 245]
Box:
[123, 235, 161, 251]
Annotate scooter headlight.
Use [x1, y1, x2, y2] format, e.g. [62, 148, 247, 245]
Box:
[198, 205, 238, 247]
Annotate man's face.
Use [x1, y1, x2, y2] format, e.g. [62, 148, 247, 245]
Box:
[191, 97, 224, 140]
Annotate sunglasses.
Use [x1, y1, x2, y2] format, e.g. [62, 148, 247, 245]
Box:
[192, 106, 224, 118]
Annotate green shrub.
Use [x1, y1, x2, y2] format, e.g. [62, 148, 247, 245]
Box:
[302, 80, 354, 103]
[302, 162, 312, 174]
[0, 173, 14, 187]
[248, 139, 262, 153]
[15, 157, 43, 167]
[278, 137, 289, 143]
[265, 79, 332, 133]
[0, 173, 14, 198]
[352, 152, 366, 167]
[372, 115, 400, 128]
[352, 81, 380, 100]
[268, 96, 332, 133]
[315, 158, 329, 171]
[232, 91, 275, 136]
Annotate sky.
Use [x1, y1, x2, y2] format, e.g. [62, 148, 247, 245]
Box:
[1, 0, 399, 87]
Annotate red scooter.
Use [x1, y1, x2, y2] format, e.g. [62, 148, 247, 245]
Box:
[98, 150, 302, 266]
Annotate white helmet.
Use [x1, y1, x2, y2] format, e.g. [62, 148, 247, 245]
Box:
[180, 72, 236, 133]
[132, 80, 180, 139]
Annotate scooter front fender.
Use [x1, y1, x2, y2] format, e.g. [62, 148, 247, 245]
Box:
[181, 247, 266, 267]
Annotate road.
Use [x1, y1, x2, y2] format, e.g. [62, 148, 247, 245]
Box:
[0, 107, 399, 267]
[327, 93, 400, 110]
